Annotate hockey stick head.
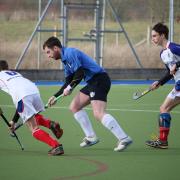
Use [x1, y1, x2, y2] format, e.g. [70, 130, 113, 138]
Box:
[45, 94, 64, 109]
[133, 88, 151, 100]
[133, 92, 142, 100]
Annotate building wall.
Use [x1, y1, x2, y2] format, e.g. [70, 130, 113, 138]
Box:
[16, 69, 167, 81]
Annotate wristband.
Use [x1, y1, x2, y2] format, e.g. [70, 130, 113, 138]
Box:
[66, 85, 72, 91]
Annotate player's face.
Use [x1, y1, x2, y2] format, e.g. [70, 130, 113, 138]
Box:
[151, 30, 163, 46]
[44, 46, 61, 60]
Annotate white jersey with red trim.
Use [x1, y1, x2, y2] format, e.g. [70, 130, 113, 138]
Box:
[160, 41, 180, 82]
[0, 70, 39, 103]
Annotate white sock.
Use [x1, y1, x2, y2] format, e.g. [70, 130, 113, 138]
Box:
[74, 110, 96, 137]
[101, 114, 127, 140]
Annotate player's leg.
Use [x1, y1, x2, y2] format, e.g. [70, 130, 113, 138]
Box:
[32, 94, 63, 139]
[91, 100, 132, 151]
[88, 73, 132, 151]
[35, 114, 51, 128]
[19, 94, 64, 155]
[70, 91, 98, 147]
[26, 116, 59, 148]
[35, 114, 63, 139]
[146, 90, 180, 149]
[159, 96, 180, 141]
[26, 116, 64, 155]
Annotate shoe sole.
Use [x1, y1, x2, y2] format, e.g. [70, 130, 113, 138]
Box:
[80, 139, 100, 148]
[48, 151, 64, 156]
[48, 145, 64, 156]
[114, 140, 133, 152]
[145, 143, 168, 149]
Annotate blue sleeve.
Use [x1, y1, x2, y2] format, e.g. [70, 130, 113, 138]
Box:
[169, 43, 180, 56]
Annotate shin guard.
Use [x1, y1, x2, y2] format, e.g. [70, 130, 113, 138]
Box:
[158, 113, 171, 141]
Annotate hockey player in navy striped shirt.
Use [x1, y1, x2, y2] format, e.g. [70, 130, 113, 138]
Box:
[146, 23, 180, 149]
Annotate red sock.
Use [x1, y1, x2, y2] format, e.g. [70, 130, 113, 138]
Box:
[35, 114, 51, 128]
[159, 127, 170, 142]
[32, 128, 59, 148]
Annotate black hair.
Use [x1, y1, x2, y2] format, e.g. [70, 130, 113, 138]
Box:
[43, 36, 62, 50]
[152, 23, 169, 40]
[0, 60, 9, 71]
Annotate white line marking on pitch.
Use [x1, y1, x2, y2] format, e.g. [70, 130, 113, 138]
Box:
[1, 104, 180, 114]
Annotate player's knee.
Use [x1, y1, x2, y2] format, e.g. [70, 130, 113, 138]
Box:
[93, 111, 103, 121]
[30, 126, 39, 134]
[160, 105, 166, 113]
[69, 103, 80, 113]
[158, 113, 171, 128]
[25, 117, 39, 132]
[93, 113, 101, 121]
[69, 104, 74, 113]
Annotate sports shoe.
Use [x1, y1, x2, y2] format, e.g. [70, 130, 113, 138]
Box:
[145, 139, 168, 149]
[114, 136, 133, 152]
[48, 144, 64, 156]
[50, 121, 63, 139]
[80, 136, 99, 147]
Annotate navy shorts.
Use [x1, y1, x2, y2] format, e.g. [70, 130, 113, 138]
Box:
[80, 73, 111, 102]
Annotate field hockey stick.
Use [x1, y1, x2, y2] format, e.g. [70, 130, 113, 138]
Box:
[45, 84, 76, 109]
[133, 88, 152, 100]
[0, 109, 24, 150]
[45, 94, 64, 109]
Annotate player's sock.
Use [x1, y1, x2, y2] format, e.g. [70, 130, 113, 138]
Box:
[35, 114, 51, 128]
[159, 113, 171, 142]
[159, 127, 170, 141]
[101, 114, 127, 140]
[32, 128, 59, 148]
[74, 109, 96, 137]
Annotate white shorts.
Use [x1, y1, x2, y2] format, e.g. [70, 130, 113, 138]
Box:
[14, 93, 45, 123]
[167, 88, 180, 100]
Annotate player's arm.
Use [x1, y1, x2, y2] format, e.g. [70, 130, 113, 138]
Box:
[47, 75, 73, 107]
[9, 110, 20, 132]
[47, 67, 84, 106]
[12, 110, 20, 123]
[151, 66, 173, 90]
[66, 67, 84, 90]
[170, 61, 180, 75]
[54, 67, 84, 97]
[53, 75, 73, 98]
[157, 65, 173, 86]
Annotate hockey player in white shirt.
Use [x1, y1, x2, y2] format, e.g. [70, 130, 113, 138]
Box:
[145, 23, 180, 149]
[0, 60, 64, 155]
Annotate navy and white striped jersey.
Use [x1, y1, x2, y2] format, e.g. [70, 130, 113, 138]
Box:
[160, 41, 180, 82]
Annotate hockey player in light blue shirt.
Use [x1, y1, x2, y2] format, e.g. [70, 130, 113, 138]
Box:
[61, 46, 105, 82]
[43, 37, 132, 152]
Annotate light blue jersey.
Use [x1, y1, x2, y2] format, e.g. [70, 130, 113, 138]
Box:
[61, 47, 105, 82]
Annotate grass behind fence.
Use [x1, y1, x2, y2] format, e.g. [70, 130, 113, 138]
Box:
[0, 19, 180, 69]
